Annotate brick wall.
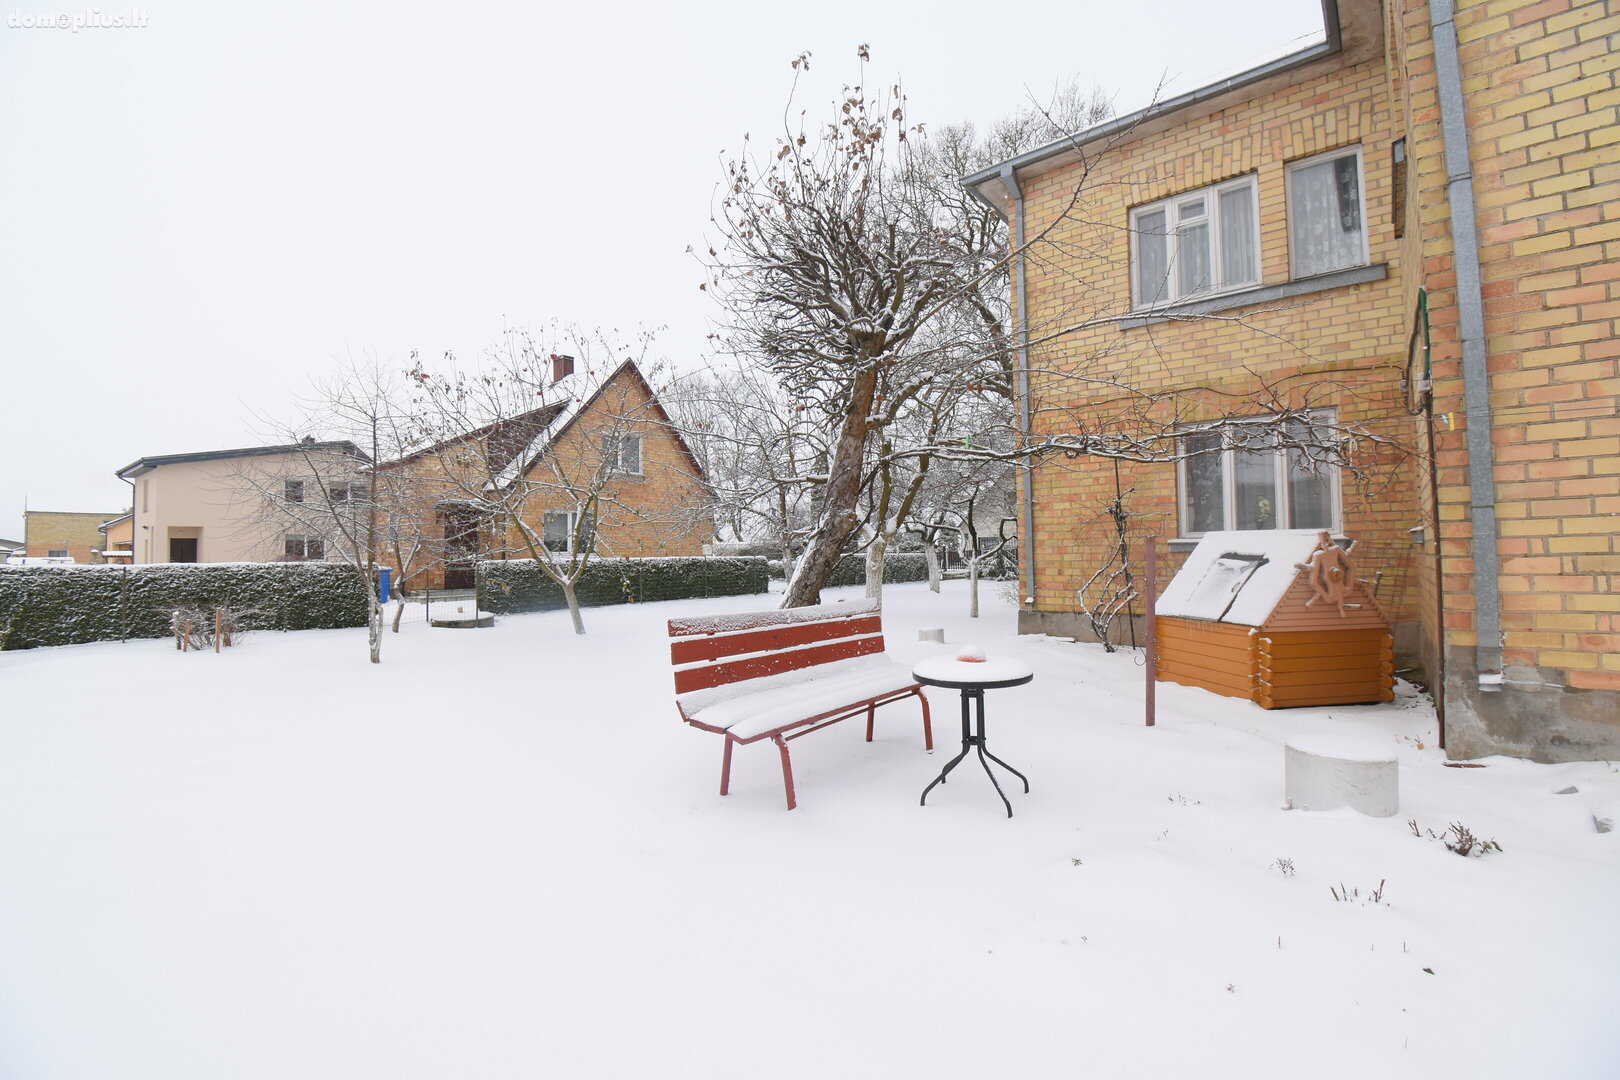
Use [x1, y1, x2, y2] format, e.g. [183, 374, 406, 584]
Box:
[1008, 50, 1421, 660]
[1400, 0, 1619, 759]
[23, 511, 122, 564]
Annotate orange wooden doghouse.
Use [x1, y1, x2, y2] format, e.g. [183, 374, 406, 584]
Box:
[1153, 530, 1394, 709]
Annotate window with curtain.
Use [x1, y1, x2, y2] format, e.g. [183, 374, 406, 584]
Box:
[1176, 413, 1340, 537]
[1131, 175, 1259, 308]
[1288, 148, 1367, 278]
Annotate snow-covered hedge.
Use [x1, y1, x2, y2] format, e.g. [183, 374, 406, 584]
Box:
[822, 552, 929, 587]
[477, 556, 769, 615]
[0, 563, 369, 650]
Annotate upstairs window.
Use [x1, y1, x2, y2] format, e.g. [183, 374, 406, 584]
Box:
[1177, 414, 1340, 537]
[325, 482, 359, 505]
[1131, 175, 1258, 308]
[604, 433, 643, 475]
[1288, 148, 1367, 278]
[283, 479, 305, 503]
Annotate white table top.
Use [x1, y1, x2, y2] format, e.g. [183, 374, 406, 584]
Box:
[912, 653, 1034, 689]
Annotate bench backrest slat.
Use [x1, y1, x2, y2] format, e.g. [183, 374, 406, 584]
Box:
[670, 614, 881, 666]
[673, 634, 885, 695]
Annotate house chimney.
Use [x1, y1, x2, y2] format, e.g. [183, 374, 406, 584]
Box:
[550, 354, 575, 383]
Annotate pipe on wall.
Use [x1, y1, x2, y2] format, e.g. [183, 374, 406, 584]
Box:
[1428, 0, 1503, 688]
[1001, 163, 1036, 608]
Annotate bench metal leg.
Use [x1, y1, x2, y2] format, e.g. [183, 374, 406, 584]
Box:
[772, 733, 797, 810]
[720, 735, 736, 797]
[865, 703, 875, 743]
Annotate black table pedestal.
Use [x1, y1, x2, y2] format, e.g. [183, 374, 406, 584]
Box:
[919, 686, 1029, 818]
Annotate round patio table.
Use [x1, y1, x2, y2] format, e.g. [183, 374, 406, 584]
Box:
[913, 653, 1033, 818]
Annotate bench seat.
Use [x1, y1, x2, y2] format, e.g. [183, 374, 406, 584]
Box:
[682, 654, 923, 742]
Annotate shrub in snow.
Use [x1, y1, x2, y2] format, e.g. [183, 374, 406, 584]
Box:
[0, 563, 369, 650]
[476, 556, 768, 615]
[1408, 818, 1504, 857]
[822, 552, 929, 587]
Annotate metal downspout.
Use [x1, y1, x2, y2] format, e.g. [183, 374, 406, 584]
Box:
[1002, 163, 1036, 607]
[1429, 0, 1502, 687]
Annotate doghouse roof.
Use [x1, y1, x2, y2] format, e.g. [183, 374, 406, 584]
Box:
[1156, 530, 1331, 626]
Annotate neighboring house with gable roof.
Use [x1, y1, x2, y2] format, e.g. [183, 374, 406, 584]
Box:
[381, 354, 712, 591]
[964, 0, 1618, 761]
[115, 441, 369, 564]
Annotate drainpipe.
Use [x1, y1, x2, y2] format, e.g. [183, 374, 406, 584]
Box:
[1429, 0, 1502, 689]
[1002, 163, 1036, 608]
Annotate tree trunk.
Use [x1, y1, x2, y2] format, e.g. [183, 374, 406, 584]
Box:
[391, 598, 405, 633]
[368, 597, 383, 663]
[969, 557, 981, 619]
[923, 542, 941, 593]
[864, 534, 887, 606]
[562, 579, 586, 635]
[781, 367, 880, 608]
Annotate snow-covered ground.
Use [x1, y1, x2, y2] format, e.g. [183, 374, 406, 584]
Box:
[2, 581, 1616, 1078]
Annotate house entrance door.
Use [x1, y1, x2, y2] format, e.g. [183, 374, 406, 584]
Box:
[441, 507, 480, 589]
[169, 538, 198, 562]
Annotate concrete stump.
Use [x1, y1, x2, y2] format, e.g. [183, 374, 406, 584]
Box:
[918, 628, 945, 643]
[1284, 734, 1398, 817]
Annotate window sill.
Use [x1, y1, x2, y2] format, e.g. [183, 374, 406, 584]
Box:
[1121, 263, 1387, 330]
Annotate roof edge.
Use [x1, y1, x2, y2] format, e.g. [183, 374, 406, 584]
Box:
[963, 0, 1377, 207]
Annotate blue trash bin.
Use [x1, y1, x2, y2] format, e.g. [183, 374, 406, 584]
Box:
[378, 567, 393, 603]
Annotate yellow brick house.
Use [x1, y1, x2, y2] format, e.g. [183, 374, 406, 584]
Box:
[380, 355, 713, 591]
[964, 0, 1618, 761]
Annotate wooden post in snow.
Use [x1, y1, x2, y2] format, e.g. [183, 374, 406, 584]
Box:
[1144, 536, 1157, 727]
[214, 608, 224, 653]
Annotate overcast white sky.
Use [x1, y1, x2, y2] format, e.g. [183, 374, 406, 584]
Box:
[0, 0, 1324, 539]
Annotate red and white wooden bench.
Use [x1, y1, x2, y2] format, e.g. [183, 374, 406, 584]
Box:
[669, 599, 933, 809]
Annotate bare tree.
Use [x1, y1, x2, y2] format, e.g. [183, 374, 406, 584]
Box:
[237, 358, 428, 663]
[702, 51, 1123, 608]
[658, 364, 817, 566]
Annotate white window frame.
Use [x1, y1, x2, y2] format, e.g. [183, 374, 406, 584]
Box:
[1175, 412, 1342, 538]
[284, 534, 325, 561]
[325, 481, 359, 505]
[1286, 146, 1369, 280]
[1129, 174, 1260, 309]
[605, 433, 643, 476]
[542, 510, 592, 554]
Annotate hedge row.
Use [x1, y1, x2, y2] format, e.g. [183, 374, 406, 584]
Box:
[476, 556, 769, 614]
[822, 552, 930, 587]
[0, 563, 370, 650]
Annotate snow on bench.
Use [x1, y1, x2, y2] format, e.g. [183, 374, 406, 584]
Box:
[669, 599, 933, 810]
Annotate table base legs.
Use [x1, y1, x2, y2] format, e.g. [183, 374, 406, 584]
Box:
[920, 688, 1029, 818]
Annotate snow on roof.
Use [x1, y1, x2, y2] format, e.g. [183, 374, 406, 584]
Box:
[1156, 530, 1329, 625]
[488, 379, 588, 490]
